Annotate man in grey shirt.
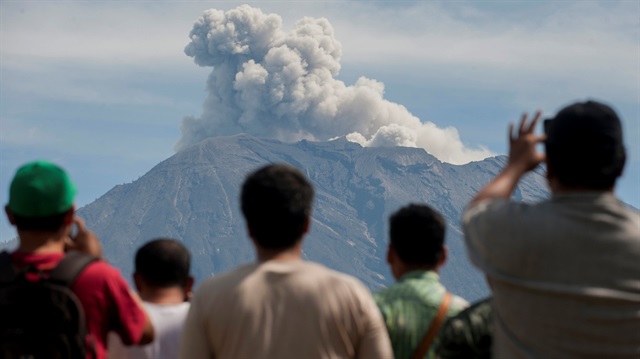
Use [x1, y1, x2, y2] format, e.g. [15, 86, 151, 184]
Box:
[463, 100, 640, 358]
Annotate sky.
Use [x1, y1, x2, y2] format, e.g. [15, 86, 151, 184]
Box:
[1, 1, 639, 241]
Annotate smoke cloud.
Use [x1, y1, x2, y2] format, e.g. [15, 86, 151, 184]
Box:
[177, 5, 492, 164]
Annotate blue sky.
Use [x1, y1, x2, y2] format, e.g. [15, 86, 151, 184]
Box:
[1, 1, 639, 241]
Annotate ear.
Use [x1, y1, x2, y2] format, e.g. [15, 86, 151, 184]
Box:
[386, 244, 393, 265]
[545, 163, 560, 192]
[301, 216, 311, 235]
[436, 246, 448, 269]
[62, 205, 75, 225]
[616, 152, 626, 178]
[246, 224, 255, 239]
[5, 206, 16, 225]
[133, 272, 143, 293]
[184, 276, 195, 301]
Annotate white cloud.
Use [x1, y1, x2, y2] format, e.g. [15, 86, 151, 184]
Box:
[1, 1, 637, 163]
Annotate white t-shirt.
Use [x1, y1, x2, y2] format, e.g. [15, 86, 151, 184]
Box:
[108, 301, 190, 359]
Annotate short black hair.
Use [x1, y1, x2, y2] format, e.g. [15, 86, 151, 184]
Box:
[241, 164, 314, 249]
[135, 238, 191, 288]
[389, 204, 446, 266]
[13, 212, 68, 232]
[545, 100, 626, 189]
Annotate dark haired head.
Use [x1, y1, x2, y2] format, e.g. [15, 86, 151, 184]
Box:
[241, 164, 314, 249]
[11, 211, 69, 232]
[544, 100, 626, 189]
[389, 204, 445, 267]
[135, 238, 191, 288]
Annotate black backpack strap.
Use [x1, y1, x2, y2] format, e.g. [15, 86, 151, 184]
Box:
[49, 251, 99, 287]
[0, 250, 19, 283]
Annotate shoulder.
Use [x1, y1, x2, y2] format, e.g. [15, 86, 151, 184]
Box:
[196, 263, 257, 294]
[75, 260, 125, 283]
[449, 294, 470, 314]
[300, 261, 370, 291]
[72, 260, 133, 298]
[463, 198, 539, 224]
[437, 298, 492, 359]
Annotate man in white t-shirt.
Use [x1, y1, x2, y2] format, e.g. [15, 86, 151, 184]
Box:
[109, 238, 193, 359]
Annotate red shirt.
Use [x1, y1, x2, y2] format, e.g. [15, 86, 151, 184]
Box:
[11, 251, 146, 359]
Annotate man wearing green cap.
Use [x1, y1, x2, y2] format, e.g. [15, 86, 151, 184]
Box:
[3, 160, 154, 359]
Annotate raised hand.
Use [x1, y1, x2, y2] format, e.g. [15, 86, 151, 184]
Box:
[507, 111, 546, 175]
[67, 216, 103, 258]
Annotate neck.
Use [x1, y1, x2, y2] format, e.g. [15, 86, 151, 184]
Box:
[17, 229, 67, 254]
[394, 264, 437, 280]
[550, 183, 615, 195]
[139, 287, 187, 305]
[256, 242, 303, 262]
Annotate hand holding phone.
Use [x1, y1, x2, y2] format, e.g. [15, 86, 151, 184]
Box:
[67, 217, 103, 258]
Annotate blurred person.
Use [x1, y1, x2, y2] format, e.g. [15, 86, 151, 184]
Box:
[375, 203, 468, 359]
[109, 238, 193, 359]
[1, 160, 153, 359]
[179, 163, 393, 359]
[436, 298, 492, 359]
[463, 100, 640, 358]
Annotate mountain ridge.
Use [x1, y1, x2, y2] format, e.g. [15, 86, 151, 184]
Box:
[1, 134, 549, 301]
[73, 134, 548, 301]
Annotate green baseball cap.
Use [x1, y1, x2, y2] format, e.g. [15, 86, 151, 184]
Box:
[8, 160, 77, 218]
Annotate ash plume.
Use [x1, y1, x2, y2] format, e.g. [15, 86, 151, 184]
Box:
[177, 5, 492, 164]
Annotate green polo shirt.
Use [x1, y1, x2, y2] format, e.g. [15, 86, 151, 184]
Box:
[374, 271, 468, 359]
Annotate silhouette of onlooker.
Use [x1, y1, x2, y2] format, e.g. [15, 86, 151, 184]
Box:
[109, 238, 193, 359]
[375, 204, 468, 359]
[179, 163, 392, 359]
[463, 100, 640, 358]
[2, 160, 154, 359]
[436, 298, 492, 359]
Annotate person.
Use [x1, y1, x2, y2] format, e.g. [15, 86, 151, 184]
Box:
[374, 204, 468, 359]
[435, 298, 492, 359]
[179, 163, 393, 359]
[108, 238, 194, 359]
[3, 160, 154, 359]
[462, 100, 640, 358]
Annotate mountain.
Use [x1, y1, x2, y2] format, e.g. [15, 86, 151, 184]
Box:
[73, 134, 549, 301]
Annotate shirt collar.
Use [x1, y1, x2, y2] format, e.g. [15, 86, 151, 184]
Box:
[399, 269, 439, 282]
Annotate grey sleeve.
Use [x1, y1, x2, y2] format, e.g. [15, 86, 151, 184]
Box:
[462, 199, 520, 275]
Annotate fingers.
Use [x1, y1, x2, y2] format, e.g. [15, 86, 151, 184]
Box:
[73, 216, 87, 233]
[526, 110, 542, 133]
[508, 122, 515, 143]
[512, 110, 543, 139]
[518, 113, 528, 134]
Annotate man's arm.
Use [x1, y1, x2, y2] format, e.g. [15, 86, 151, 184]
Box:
[468, 111, 546, 207]
[356, 285, 394, 359]
[68, 218, 154, 345]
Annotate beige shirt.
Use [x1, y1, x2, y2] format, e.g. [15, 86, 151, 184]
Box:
[463, 192, 640, 359]
[179, 260, 393, 359]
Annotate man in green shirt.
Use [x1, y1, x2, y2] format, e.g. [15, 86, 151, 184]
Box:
[375, 204, 468, 359]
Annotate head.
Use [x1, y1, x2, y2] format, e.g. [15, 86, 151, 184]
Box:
[134, 238, 193, 298]
[387, 204, 446, 279]
[5, 160, 76, 233]
[240, 164, 314, 250]
[544, 100, 626, 191]
[135, 238, 192, 288]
